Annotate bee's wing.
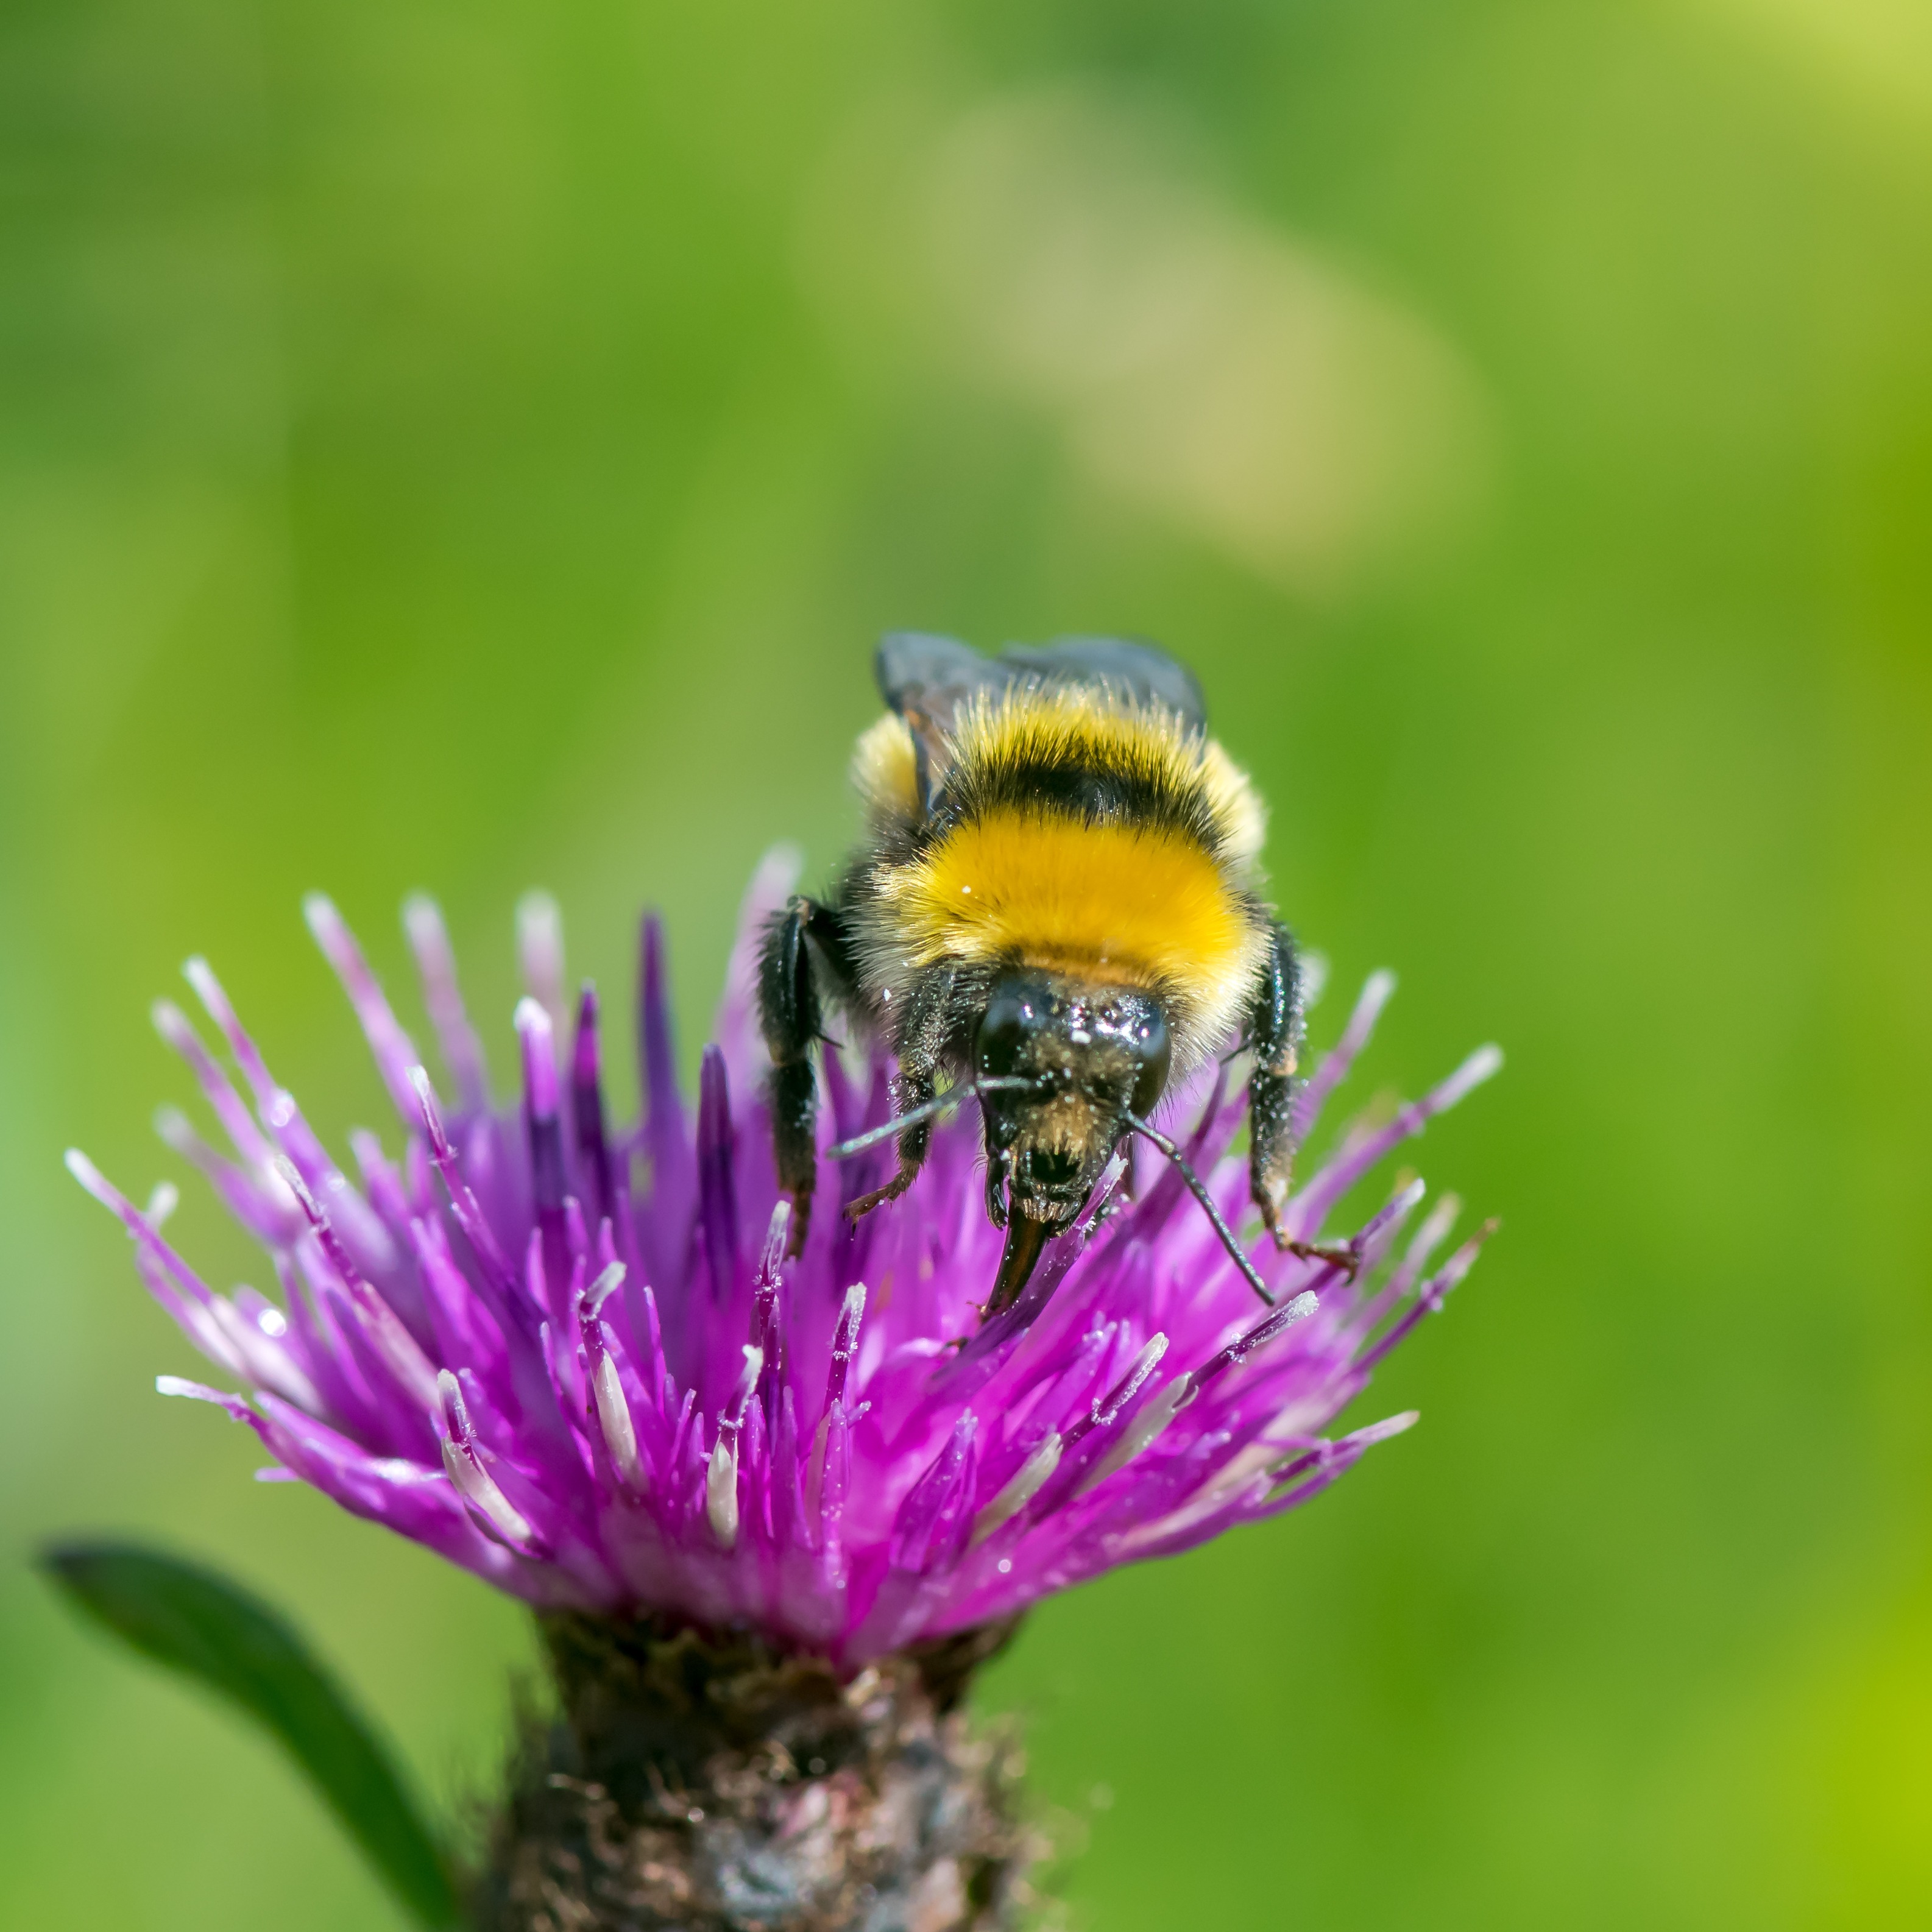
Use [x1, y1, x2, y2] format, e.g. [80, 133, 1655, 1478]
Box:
[998, 636, 1206, 731]
[874, 632, 1000, 719]
[876, 631, 1206, 730]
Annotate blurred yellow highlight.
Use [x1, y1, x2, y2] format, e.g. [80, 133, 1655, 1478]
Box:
[1704, 0, 1932, 126]
[804, 87, 1489, 600]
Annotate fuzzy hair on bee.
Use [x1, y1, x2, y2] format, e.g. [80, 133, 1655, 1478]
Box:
[758, 633, 1344, 1315]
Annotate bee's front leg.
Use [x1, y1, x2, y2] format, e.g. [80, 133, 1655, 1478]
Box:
[845, 966, 951, 1223]
[1249, 921, 1358, 1278]
[983, 1134, 1011, 1229]
[843, 1060, 934, 1223]
[757, 894, 855, 1255]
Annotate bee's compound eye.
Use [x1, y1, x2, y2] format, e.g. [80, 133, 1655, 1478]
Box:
[975, 988, 1031, 1079]
[1130, 1004, 1172, 1114]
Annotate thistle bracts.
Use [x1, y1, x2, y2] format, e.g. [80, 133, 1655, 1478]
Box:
[480, 1613, 1028, 1931]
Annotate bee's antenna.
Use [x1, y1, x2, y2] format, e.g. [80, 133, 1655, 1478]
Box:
[824, 1077, 1039, 1162]
[1122, 1109, 1279, 1308]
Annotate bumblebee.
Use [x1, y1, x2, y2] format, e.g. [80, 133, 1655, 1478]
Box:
[758, 634, 1343, 1314]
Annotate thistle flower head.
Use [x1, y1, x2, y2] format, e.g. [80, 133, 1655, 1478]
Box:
[73, 854, 1497, 1668]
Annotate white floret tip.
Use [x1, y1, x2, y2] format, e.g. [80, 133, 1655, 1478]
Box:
[592, 1353, 645, 1493]
[437, 1369, 539, 1550]
[707, 1345, 765, 1551]
[581, 1260, 626, 1317]
[971, 1433, 1063, 1545]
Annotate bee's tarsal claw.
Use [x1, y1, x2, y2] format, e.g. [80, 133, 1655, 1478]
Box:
[844, 1166, 915, 1224]
[1286, 1237, 1360, 1281]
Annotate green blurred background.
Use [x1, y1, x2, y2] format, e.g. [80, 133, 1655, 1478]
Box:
[4, 0, 1930, 1925]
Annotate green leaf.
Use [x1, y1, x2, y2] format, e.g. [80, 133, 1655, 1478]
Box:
[43, 1541, 465, 1930]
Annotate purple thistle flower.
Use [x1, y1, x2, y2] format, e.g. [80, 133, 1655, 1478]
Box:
[71, 854, 1499, 1671]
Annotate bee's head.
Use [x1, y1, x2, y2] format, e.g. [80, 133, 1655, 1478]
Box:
[974, 971, 1172, 1233]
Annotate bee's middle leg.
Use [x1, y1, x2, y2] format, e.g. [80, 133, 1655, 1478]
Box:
[1249, 921, 1358, 1278]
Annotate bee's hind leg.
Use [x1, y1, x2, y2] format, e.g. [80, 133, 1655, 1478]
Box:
[757, 894, 857, 1255]
[1248, 921, 1359, 1279]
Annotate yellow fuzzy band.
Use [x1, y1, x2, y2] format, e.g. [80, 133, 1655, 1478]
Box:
[886, 808, 1258, 1002]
